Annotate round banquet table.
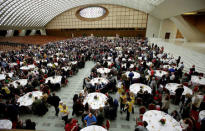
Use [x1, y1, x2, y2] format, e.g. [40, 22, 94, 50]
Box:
[17, 91, 43, 106]
[165, 83, 193, 95]
[130, 83, 152, 95]
[0, 119, 12, 129]
[47, 63, 58, 67]
[80, 125, 107, 131]
[0, 73, 14, 80]
[90, 77, 109, 86]
[20, 64, 36, 70]
[10, 79, 28, 88]
[199, 110, 205, 122]
[83, 92, 108, 110]
[125, 71, 140, 79]
[191, 76, 205, 85]
[62, 66, 71, 71]
[97, 68, 111, 74]
[70, 61, 78, 65]
[45, 76, 62, 84]
[0, 74, 5, 81]
[115, 47, 122, 51]
[163, 65, 176, 70]
[149, 70, 168, 78]
[143, 110, 182, 131]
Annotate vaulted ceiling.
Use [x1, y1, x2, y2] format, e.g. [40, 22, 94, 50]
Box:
[0, 0, 165, 29]
[0, 0, 204, 29]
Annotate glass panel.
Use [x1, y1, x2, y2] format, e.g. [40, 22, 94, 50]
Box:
[79, 7, 106, 18]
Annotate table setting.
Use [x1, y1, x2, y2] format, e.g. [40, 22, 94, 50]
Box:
[45, 75, 62, 84]
[83, 92, 108, 110]
[90, 77, 109, 86]
[17, 91, 43, 107]
[149, 70, 168, 78]
[10, 79, 28, 88]
[130, 83, 152, 95]
[199, 110, 205, 122]
[20, 64, 36, 70]
[0, 119, 12, 129]
[97, 68, 111, 74]
[80, 125, 107, 131]
[191, 75, 205, 85]
[125, 71, 140, 79]
[165, 83, 193, 95]
[143, 110, 182, 131]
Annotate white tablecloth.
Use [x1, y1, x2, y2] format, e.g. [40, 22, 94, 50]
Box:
[20, 64, 36, 70]
[125, 71, 140, 79]
[191, 76, 205, 85]
[130, 83, 152, 95]
[115, 47, 122, 51]
[62, 66, 71, 71]
[80, 125, 107, 131]
[143, 110, 182, 131]
[165, 83, 193, 95]
[10, 79, 28, 88]
[149, 70, 168, 77]
[70, 61, 78, 65]
[163, 65, 176, 70]
[0, 74, 6, 81]
[47, 63, 58, 67]
[97, 68, 111, 74]
[199, 110, 205, 122]
[0, 120, 12, 129]
[90, 77, 109, 86]
[45, 76, 62, 84]
[83, 93, 108, 110]
[17, 91, 43, 106]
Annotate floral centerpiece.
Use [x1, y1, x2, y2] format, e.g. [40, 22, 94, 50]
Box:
[94, 95, 99, 100]
[28, 93, 32, 98]
[159, 118, 166, 125]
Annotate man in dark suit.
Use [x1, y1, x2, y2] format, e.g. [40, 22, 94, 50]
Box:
[174, 85, 184, 105]
[51, 93, 61, 116]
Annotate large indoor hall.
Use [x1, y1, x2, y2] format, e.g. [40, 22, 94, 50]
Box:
[0, 0, 205, 131]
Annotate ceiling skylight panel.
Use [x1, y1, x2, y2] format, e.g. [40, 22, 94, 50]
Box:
[0, 0, 24, 25]
[5, 1, 35, 26]
[12, 1, 41, 26]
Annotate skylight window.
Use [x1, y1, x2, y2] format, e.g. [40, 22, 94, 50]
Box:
[79, 6, 106, 18]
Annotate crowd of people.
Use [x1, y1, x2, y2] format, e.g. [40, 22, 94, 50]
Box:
[0, 37, 205, 131]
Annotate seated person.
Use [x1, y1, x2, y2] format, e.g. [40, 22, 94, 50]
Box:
[65, 118, 80, 131]
[84, 113, 97, 126]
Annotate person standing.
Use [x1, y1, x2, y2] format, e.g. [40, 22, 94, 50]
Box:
[60, 104, 69, 123]
[51, 93, 61, 116]
[174, 85, 184, 105]
[125, 98, 133, 121]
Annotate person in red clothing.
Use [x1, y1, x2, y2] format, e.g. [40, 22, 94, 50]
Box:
[65, 118, 79, 131]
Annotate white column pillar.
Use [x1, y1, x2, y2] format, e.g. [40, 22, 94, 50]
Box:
[29, 29, 36, 36]
[40, 29, 46, 35]
[19, 30, 26, 36]
[5, 30, 14, 37]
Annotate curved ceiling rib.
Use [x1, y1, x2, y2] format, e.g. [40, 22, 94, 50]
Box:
[0, 0, 165, 29]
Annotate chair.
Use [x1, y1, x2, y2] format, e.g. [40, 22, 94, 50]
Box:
[139, 106, 146, 114]
[183, 82, 189, 87]
[106, 120, 110, 130]
[137, 121, 143, 126]
[136, 98, 142, 105]
[148, 103, 156, 110]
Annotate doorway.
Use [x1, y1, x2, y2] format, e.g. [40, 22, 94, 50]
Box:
[165, 32, 170, 39]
